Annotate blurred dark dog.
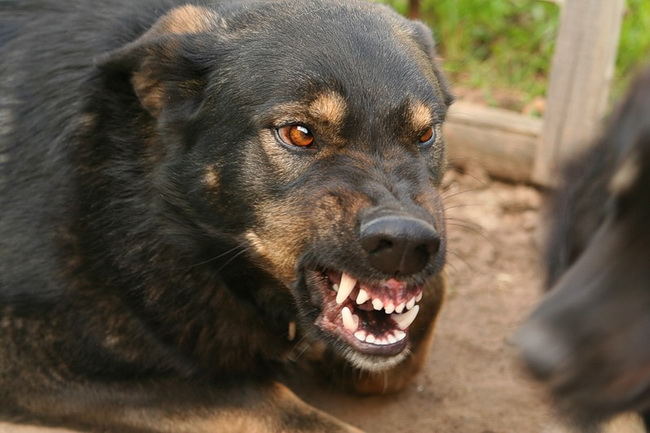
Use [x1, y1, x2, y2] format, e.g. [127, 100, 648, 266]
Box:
[517, 67, 650, 430]
[0, 0, 452, 431]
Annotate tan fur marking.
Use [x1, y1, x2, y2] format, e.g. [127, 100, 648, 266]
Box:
[308, 91, 347, 127]
[131, 74, 165, 117]
[610, 153, 640, 195]
[410, 102, 433, 132]
[203, 165, 220, 189]
[158, 5, 217, 35]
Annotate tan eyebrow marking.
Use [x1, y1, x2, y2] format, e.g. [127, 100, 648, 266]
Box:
[157, 5, 218, 35]
[410, 102, 434, 132]
[308, 91, 347, 127]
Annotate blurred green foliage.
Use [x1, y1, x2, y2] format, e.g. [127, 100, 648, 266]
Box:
[618, 0, 650, 90]
[378, 0, 650, 112]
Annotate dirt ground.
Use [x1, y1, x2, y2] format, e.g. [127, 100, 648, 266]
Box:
[0, 170, 644, 433]
[292, 168, 645, 433]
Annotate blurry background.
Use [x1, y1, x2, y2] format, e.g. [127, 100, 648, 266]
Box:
[378, 0, 650, 115]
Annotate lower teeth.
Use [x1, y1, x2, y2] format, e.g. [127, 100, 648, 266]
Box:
[353, 329, 406, 345]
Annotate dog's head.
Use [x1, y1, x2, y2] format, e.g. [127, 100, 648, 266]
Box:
[100, 0, 451, 371]
[517, 68, 650, 422]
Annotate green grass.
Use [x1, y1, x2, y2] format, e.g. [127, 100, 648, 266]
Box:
[378, 0, 650, 113]
[616, 0, 650, 95]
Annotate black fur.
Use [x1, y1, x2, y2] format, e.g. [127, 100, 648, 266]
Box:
[0, 0, 451, 431]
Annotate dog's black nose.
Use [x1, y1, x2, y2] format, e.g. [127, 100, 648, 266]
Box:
[360, 215, 440, 275]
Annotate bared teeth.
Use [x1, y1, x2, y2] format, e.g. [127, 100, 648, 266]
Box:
[341, 306, 359, 332]
[406, 297, 416, 310]
[356, 289, 370, 305]
[332, 273, 424, 339]
[353, 329, 406, 345]
[391, 305, 419, 330]
[336, 272, 357, 305]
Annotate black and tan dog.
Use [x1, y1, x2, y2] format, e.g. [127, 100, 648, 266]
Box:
[0, 0, 452, 431]
[517, 67, 650, 431]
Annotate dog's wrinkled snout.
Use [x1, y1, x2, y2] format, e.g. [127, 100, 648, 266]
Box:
[360, 215, 440, 276]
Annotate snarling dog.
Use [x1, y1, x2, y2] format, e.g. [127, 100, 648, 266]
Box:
[517, 67, 650, 430]
[0, 0, 452, 431]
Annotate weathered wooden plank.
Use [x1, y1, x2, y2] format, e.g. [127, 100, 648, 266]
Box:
[0, 423, 78, 433]
[407, 0, 420, 19]
[444, 102, 542, 183]
[532, 0, 625, 185]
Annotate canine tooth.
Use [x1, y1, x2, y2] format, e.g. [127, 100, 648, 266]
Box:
[356, 289, 370, 305]
[394, 330, 406, 341]
[336, 273, 357, 305]
[392, 305, 419, 330]
[354, 330, 367, 341]
[365, 334, 376, 344]
[384, 301, 395, 314]
[288, 321, 296, 341]
[406, 297, 416, 310]
[395, 302, 406, 314]
[341, 307, 358, 332]
[372, 298, 383, 310]
[416, 292, 423, 302]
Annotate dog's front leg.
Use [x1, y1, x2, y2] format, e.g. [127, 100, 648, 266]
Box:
[8, 380, 362, 433]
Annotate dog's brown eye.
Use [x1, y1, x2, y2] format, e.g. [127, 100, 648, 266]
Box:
[419, 126, 434, 144]
[277, 125, 315, 148]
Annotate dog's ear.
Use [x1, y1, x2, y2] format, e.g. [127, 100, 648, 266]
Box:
[97, 5, 221, 118]
[406, 21, 454, 107]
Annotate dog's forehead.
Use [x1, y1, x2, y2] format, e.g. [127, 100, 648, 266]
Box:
[218, 0, 444, 113]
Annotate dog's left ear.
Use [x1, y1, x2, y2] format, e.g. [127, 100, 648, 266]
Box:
[97, 5, 221, 118]
[406, 21, 454, 107]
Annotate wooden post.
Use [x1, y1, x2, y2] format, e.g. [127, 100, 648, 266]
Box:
[532, 0, 625, 185]
[408, 0, 420, 19]
[445, 102, 541, 183]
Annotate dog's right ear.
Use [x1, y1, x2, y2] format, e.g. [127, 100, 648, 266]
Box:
[97, 5, 221, 118]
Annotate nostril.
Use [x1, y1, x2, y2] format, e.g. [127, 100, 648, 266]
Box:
[359, 215, 440, 276]
[421, 236, 441, 256]
[360, 236, 393, 254]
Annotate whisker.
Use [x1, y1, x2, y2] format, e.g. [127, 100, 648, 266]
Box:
[446, 249, 476, 273]
[443, 202, 487, 211]
[441, 188, 478, 201]
[287, 336, 313, 363]
[180, 245, 249, 271]
[447, 221, 496, 248]
[214, 247, 251, 274]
